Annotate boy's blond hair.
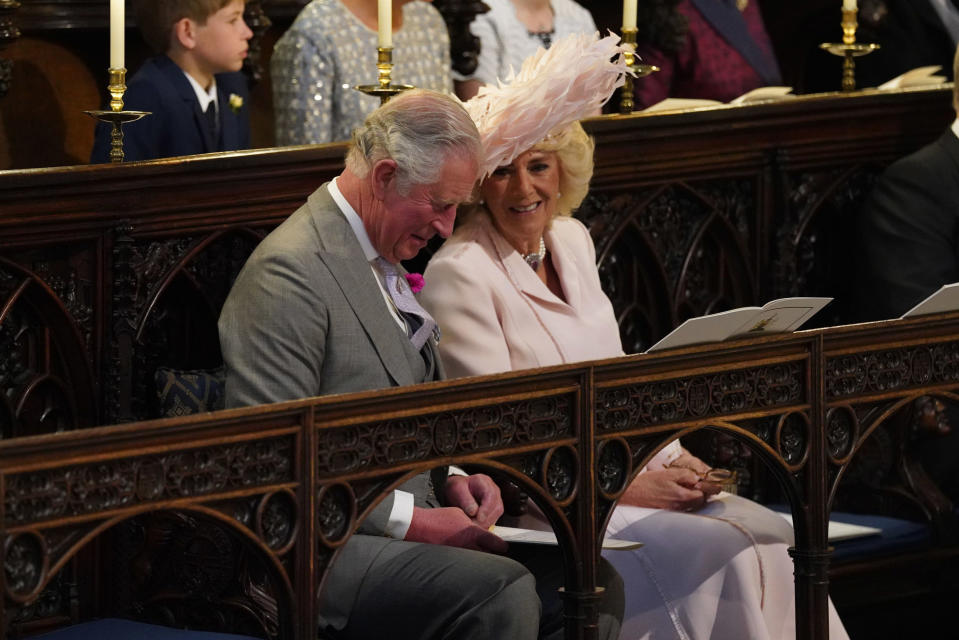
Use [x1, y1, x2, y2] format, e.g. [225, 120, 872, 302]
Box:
[134, 0, 235, 54]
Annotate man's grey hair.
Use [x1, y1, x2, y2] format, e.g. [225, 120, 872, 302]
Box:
[346, 89, 481, 194]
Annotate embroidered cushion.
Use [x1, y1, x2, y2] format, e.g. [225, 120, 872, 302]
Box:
[155, 366, 226, 417]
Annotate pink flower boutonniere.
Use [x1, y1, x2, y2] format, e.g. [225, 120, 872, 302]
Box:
[405, 273, 425, 293]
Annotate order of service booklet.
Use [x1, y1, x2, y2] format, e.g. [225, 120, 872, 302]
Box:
[774, 513, 881, 543]
[647, 297, 833, 353]
[902, 283, 959, 318]
[878, 65, 947, 90]
[492, 526, 643, 551]
[643, 86, 795, 113]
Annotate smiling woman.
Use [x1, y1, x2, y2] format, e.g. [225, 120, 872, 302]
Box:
[419, 32, 851, 639]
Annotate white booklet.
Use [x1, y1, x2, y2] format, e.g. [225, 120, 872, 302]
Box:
[776, 513, 881, 542]
[878, 65, 946, 90]
[492, 526, 643, 550]
[902, 282, 959, 318]
[647, 297, 833, 353]
[643, 87, 794, 113]
[643, 97, 721, 112]
[728, 86, 796, 105]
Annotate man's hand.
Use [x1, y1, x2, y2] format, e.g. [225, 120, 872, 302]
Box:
[500, 479, 529, 517]
[405, 506, 508, 553]
[445, 474, 504, 529]
[620, 468, 707, 512]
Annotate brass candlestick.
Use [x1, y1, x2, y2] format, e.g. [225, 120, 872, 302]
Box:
[355, 47, 413, 105]
[819, 9, 878, 92]
[84, 68, 150, 163]
[619, 27, 659, 114]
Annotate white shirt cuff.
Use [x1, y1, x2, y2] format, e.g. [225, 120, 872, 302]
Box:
[386, 490, 414, 539]
[448, 465, 468, 477]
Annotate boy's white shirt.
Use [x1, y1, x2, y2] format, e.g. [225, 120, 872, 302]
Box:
[183, 69, 218, 114]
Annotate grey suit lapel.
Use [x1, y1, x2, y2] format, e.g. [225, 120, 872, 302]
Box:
[307, 185, 420, 387]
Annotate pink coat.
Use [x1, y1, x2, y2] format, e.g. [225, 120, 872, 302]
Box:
[421, 212, 624, 378]
[422, 213, 848, 640]
[423, 212, 686, 468]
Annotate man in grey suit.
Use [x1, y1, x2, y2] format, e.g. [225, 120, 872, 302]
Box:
[219, 89, 622, 639]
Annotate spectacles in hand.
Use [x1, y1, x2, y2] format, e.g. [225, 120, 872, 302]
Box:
[667, 463, 738, 494]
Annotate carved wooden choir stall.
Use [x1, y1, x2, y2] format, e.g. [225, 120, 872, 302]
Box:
[1, 70, 958, 638]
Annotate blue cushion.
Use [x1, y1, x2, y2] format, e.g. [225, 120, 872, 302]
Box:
[155, 366, 225, 417]
[33, 619, 261, 639]
[768, 504, 930, 562]
[827, 510, 930, 562]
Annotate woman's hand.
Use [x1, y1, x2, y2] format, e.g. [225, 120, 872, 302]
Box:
[620, 467, 707, 512]
[670, 450, 724, 498]
[672, 450, 711, 476]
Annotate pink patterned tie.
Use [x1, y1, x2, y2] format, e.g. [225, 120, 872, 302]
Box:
[374, 257, 438, 351]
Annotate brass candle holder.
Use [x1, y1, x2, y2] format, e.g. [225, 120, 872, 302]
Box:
[619, 27, 659, 115]
[819, 9, 879, 92]
[84, 68, 150, 163]
[355, 47, 413, 105]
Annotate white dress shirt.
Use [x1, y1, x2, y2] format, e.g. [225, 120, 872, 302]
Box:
[183, 71, 219, 118]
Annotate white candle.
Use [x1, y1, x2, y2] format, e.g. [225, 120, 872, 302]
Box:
[110, 0, 124, 69]
[378, 0, 392, 48]
[842, 0, 857, 11]
[622, 0, 637, 29]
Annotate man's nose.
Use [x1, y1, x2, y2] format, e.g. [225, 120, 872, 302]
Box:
[432, 207, 456, 238]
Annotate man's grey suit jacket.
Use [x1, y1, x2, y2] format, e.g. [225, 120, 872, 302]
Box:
[219, 183, 447, 625]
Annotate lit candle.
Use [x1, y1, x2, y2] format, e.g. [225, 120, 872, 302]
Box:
[622, 0, 637, 29]
[378, 0, 392, 48]
[110, 0, 124, 69]
[842, 0, 857, 11]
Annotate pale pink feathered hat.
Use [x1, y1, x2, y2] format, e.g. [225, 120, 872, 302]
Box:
[465, 32, 630, 178]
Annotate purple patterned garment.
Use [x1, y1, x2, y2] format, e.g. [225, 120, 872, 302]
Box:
[633, 0, 781, 109]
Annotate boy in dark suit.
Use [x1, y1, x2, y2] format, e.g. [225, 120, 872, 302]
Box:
[91, 0, 252, 163]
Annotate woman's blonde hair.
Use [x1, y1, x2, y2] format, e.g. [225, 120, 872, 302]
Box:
[531, 121, 595, 218]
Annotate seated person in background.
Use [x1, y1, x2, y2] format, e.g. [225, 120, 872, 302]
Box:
[91, 0, 252, 163]
[218, 88, 623, 640]
[271, 0, 451, 145]
[854, 45, 959, 504]
[855, 46, 959, 323]
[421, 33, 848, 639]
[453, 0, 596, 100]
[633, 0, 781, 109]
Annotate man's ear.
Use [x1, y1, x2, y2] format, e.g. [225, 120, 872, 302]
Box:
[370, 159, 398, 200]
[172, 17, 198, 50]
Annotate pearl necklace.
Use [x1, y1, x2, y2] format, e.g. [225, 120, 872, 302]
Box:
[522, 237, 547, 271]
